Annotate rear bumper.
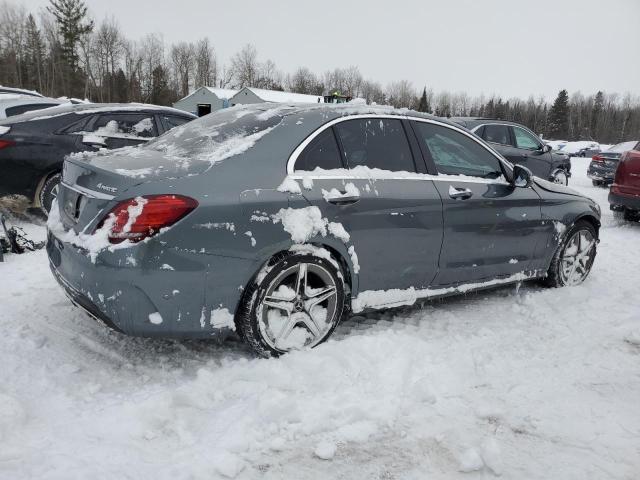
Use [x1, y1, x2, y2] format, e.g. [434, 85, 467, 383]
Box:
[46, 229, 254, 339]
[587, 164, 615, 181]
[608, 191, 640, 211]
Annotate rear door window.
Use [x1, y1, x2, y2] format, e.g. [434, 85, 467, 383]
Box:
[413, 121, 504, 179]
[90, 114, 158, 138]
[334, 118, 416, 172]
[295, 128, 343, 171]
[162, 115, 192, 131]
[482, 124, 512, 146]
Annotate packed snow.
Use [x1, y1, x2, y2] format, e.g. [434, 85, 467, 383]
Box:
[0, 157, 638, 479]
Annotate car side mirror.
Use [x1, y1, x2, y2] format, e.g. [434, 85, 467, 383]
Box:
[513, 164, 533, 188]
[542, 144, 552, 153]
[82, 134, 106, 148]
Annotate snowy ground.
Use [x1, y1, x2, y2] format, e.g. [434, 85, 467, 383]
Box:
[1, 157, 639, 479]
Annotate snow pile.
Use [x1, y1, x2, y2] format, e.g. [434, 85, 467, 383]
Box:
[272, 206, 349, 245]
[276, 176, 302, 194]
[0, 157, 639, 479]
[321, 182, 360, 202]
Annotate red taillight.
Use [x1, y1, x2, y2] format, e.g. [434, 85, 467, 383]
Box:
[591, 154, 604, 162]
[97, 194, 198, 244]
[0, 139, 15, 150]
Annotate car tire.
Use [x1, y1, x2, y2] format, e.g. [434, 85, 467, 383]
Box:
[543, 220, 597, 288]
[623, 210, 640, 222]
[236, 252, 346, 357]
[591, 180, 602, 187]
[551, 169, 569, 186]
[39, 172, 62, 216]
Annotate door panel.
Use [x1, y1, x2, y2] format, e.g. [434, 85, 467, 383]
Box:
[507, 126, 552, 179]
[433, 180, 544, 285]
[300, 177, 443, 292]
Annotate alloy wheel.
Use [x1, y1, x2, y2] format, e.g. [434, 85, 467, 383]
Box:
[258, 262, 339, 351]
[559, 229, 596, 285]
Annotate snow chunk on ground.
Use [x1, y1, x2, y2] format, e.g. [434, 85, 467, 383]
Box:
[314, 440, 337, 460]
[459, 447, 484, 472]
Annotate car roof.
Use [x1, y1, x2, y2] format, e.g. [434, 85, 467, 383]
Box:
[0, 102, 197, 125]
[0, 86, 44, 97]
[449, 117, 529, 129]
[0, 93, 63, 108]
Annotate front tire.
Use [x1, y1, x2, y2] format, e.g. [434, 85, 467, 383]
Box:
[39, 172, 61, 215]
[237, 252, 346, 357]
[551, 169, 569, 186]
[544, 220, 597, 288]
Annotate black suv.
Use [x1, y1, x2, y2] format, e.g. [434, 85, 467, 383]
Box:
[451, 118, 572, 185]
[0, 103, 195, 214]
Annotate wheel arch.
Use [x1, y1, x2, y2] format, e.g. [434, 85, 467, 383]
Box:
[34, 168, 62, 208]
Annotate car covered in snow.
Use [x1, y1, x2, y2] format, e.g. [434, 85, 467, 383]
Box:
[0, 93, 63, 119]
[0, 103, 196, 214]
[451, 118, 572, 185]
[47, 103, 601, 357]
[609, 141, 640, 221]
[588, 140, 640, 187]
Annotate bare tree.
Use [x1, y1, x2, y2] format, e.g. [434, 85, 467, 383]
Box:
[194, 37, 217, 88]
[138, 33, 165, 102]
[229, 43, 259, 88]
[287, 66, 322, 95]
[360, 79, 385, 105]
[386, 80, 417, 109]
[170, 41, 195, 97]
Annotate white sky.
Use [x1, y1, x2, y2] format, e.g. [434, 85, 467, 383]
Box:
[18, 0, 640, 100]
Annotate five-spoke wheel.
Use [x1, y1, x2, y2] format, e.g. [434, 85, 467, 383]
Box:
[237, 253, 345, 357]
[545, 220, 597, 287]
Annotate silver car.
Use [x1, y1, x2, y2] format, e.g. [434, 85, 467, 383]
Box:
[47, 104, 601, 356]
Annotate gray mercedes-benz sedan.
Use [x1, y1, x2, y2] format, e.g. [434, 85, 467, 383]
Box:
[47, 103, 601, 356]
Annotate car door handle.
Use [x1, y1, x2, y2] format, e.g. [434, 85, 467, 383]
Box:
[327, 194, 360, 205]
[448, 186, 473, 200]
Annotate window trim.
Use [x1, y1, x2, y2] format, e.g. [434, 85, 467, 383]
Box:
[288, 114, 513, 182]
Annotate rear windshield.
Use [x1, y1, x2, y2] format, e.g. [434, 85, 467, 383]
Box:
[607, 141, 638, 153]
[144, 106, 283, 168]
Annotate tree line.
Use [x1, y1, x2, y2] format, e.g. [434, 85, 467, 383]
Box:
[1, 0, 638, 144]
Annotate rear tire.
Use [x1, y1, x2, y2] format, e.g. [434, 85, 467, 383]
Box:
[591, 180, 602, 187]
[543, 220, 597, 288]
[39, 172, 61, 216]
[236, 252, 346, 357]
[623, 210, 640, 222]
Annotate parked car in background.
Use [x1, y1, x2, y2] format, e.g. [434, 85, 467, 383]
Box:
[47, 104, 600, 357]
[0, 103, 196, 214]
[587, 140, 639, 186]
[0, 85, 43, 97]
[451, 118, 572, 185]
[576, 143, 601, 157]
[0, 94, 63, 119]
[609, 142, 640, 221]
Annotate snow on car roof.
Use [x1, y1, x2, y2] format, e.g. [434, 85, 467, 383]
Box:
[0, 94, 64, 107]
[0, 85, 44, 97]
[0, 102, 195, 123]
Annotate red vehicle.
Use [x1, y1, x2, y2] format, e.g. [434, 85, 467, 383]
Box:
[609, 141, 640, 221]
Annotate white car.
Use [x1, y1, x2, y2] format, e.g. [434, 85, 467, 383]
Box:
[0, 94, 63, 120]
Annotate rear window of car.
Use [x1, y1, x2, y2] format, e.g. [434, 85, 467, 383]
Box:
[145, 107, 282, 166]
[607, 141, 639, 153]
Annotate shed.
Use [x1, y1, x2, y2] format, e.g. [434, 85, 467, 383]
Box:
[173, 87, 238, 116]
[229, 87, 324, 106]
